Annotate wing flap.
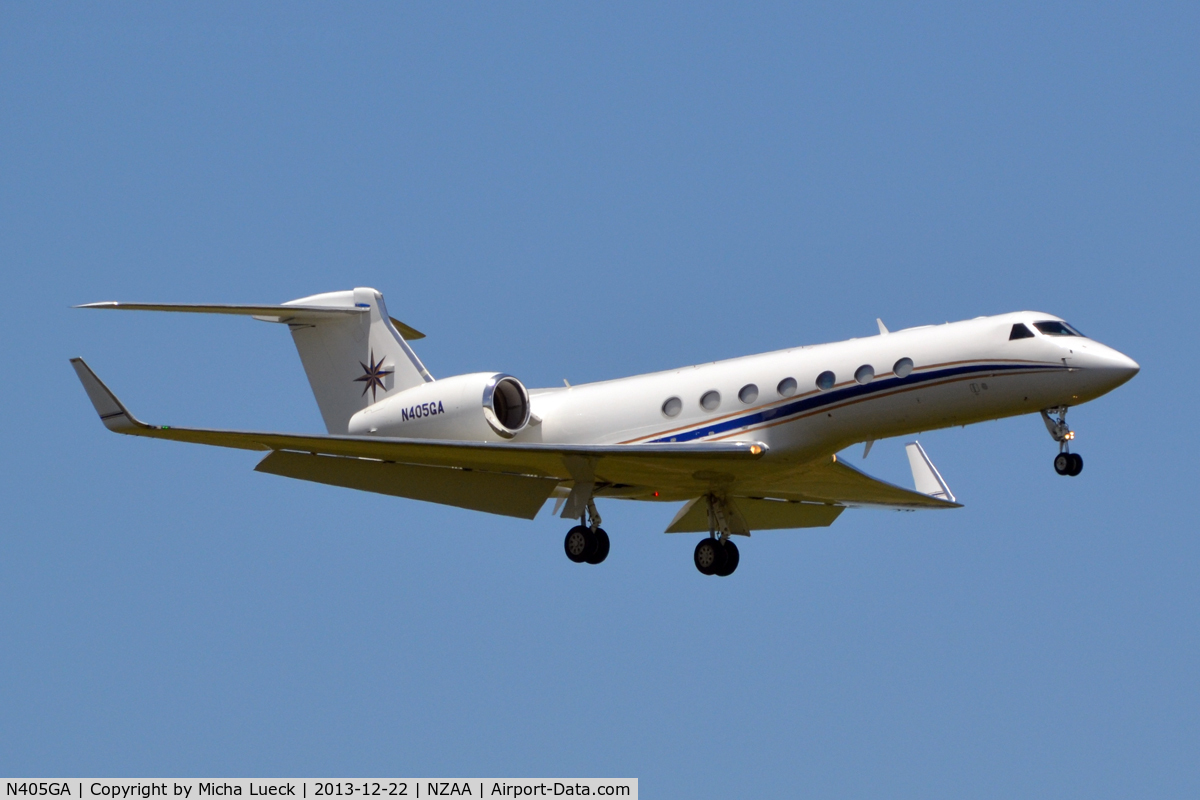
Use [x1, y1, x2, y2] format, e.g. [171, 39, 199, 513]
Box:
[665, 496, 844, 533]
[790, 455, 961, 509]
[255, 451, 557, 518]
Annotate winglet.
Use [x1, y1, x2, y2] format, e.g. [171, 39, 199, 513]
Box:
[69, 358, 147, 433]
[877, 318, 889, 335]
[905, 441, 955, 503]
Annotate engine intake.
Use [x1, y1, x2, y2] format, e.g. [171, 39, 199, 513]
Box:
[483, 374, 531, 436]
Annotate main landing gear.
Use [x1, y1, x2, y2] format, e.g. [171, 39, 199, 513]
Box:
[1042, 406, 1084, 477]
[564, 499, 609, 565]
[694, 537, 739, 577]
[694, 494, 741, 577]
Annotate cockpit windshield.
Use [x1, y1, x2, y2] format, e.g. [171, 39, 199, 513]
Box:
[1034, 320, 1084, 337]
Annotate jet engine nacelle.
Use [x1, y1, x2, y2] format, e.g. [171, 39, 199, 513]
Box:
[347, 372, 531, 441]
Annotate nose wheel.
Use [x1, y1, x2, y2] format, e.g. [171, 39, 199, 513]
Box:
[1054, 452, 1083, 476]
[1042, 407, 1084, 477]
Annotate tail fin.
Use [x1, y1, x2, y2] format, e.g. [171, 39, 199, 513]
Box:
[284, 288, 432, 433]
[77, 287, 432, 433]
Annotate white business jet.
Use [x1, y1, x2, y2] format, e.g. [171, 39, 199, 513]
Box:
[71, 287, 1138, 577]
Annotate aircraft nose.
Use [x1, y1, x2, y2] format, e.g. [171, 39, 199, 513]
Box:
[1087, 348, 1140, 391]
[1114, 351, 1140, 377]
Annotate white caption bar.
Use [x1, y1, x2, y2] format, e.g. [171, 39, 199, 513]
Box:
[3, 781, 636, 800]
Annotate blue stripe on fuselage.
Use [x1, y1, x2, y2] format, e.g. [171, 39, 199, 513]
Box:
[647, 362, 1063, 443]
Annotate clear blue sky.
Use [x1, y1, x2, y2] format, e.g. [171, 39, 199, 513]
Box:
[2, 3, 1197, 795]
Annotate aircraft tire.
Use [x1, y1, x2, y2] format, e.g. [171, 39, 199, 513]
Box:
[585, 528, 610, 564]
[564, 525, 592, 563]
[694, 538, 725, 576]
[1054, 453, 1072, 476]
[1069, 453, 1084, 476]
[714, 539, 740, 577]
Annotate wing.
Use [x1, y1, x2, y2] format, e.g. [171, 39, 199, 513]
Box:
[72, 358, 956, 524]
[71, 358, 767, 517]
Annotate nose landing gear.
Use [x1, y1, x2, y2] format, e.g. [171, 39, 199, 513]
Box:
[1042, 407, 1083, 476]
[563, 499, 609, 565]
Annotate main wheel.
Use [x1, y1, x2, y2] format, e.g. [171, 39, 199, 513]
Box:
[564, 525, 592, 563]
[585, 528, 610, 564]
[694, 538, 726, 576]
[1068, 453, 1084, 476]
[1054, 453, 1072, 475]
[714, 539, 740, 577]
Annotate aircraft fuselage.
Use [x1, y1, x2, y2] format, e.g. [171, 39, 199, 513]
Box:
[521, 311, 1138, 464]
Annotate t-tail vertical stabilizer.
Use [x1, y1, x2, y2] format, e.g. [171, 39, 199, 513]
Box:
[283, 288, 432, 433]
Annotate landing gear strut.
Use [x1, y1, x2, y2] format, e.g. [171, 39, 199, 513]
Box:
[563, 499, 609, 565]
[1042, 406, 1083, 476]
[694, 494, 740, 577]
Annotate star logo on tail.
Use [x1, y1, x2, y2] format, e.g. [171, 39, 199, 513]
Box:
[354, 350, 394, 401]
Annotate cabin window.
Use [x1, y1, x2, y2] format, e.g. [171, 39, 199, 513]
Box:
[662, 397, 682, 418]
[893, 357, 914, 378]
[777, 377, 797, 397]
[854, 365, 875, 384]
[738, 384, 759, 404]
[1034, 320, 1084, 337]
[700, 390, 721, 411]
[815, 371, 836, 391]
[1009, 323, 1035, 340]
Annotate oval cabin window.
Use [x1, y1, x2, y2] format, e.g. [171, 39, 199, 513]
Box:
[893, 357, 914, 378]
[738, 384, 759, 404]
[815, 371, 836, 391]
[777, 377, 797, 397]
[662, 397, 682, 417]
[700, 390, 721, 411]
[855, 365, 875, 384]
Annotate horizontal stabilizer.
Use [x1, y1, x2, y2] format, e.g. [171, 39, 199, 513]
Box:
[75, 301, 425, 340]
[906, 441, 956, 503]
